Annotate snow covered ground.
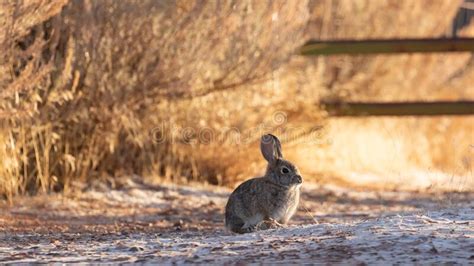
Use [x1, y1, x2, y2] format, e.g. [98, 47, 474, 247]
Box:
[0, 178, 473, 264]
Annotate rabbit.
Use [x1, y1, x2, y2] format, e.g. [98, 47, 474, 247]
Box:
[225, 134, 302, 234]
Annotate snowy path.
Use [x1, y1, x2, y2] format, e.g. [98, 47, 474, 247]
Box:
[0, 179, 473, 264]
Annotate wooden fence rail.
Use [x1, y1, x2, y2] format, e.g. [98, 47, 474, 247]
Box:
[323, 101, 474, 117]
[300, 38, 474, 55]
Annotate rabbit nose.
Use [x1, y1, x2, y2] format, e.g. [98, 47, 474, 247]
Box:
[294, 175, 302, 184]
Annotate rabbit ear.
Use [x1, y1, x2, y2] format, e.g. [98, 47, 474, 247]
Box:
[260, 134, 283, 164]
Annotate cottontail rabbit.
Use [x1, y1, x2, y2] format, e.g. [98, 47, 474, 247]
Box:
[225, 134, 302, 233]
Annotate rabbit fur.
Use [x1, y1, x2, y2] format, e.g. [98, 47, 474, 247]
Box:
[225, 134, 302, 233]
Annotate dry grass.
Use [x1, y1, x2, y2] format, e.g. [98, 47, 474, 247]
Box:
[0, 0, 473, 200]
[0, 0, 311, 200]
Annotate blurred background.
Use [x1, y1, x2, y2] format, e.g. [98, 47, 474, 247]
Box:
[1, 0, 473, 201]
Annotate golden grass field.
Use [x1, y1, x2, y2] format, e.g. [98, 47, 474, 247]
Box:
[1, 0, 473, 201]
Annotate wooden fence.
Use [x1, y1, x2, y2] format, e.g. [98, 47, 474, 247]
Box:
[323, 101, 474, 117]
[300, 38, 474, 116]
[300, 38, 474, 55]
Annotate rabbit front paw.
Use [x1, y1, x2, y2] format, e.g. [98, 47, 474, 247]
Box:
[257, 218, 285, 230]
[241, 224, 258, 233]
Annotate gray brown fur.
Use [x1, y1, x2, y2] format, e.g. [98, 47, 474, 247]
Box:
[225, 134, 302, 234]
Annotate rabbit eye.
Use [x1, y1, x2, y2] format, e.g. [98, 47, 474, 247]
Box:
[281, 167, 289, 174]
